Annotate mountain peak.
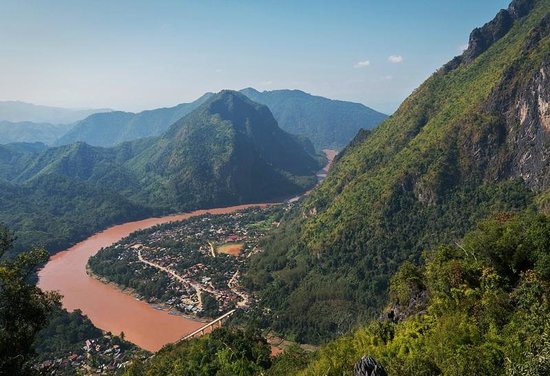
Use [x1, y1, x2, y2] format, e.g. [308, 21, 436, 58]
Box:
[444, 0, 536, 71]
[193, 90, 275, 135]
[211, 90, 256, 105]
[130, 90, 321, 210]
[240, 87, 261, 95]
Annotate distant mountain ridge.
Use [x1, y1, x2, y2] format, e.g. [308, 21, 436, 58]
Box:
[50, 90, 385, 150]
[1, 91, 385, 150]
[0, 121, 73, 145]
[0, 101, 110, 124]
[239, 88, 387, 150]
[55, 93, 213, 147]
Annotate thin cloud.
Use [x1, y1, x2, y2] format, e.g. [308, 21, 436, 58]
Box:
[381, 75, 393, 81]
[459, 43, 469, 52]
[354, 60, 371, 69]
[388, 55, 403, 63]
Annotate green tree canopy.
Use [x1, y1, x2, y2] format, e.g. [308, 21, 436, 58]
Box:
[0, 225, 59, 374]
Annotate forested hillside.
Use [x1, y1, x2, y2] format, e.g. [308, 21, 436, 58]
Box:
[247, 0, 550, 344]
[300, 211, 550, 375]
[0, 175, 150, 256]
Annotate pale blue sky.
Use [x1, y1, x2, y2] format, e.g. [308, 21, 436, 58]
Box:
[0, 0, 510, 114]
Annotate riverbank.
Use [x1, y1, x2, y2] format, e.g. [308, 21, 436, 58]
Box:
[85, 267, 210, 324]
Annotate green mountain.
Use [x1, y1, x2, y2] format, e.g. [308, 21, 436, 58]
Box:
[127, 90, 322, 210]
[239, 88, 387, 151]
[0, 91, 321, 253]
[247, 0, 550, 344]
[13, 140, 151, 195]
[0, 143, 45, 181]
[0, 121, 74, 145]
[0, 141, 151, 254]
[55, 93, 213, 147]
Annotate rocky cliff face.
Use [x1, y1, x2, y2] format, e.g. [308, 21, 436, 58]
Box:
[354, 356, 388, 376]
[504, 59, 550, 190]
[435, 10, 550, 196]
[482, 13, 550, 191]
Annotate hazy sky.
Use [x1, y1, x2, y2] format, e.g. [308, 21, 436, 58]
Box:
[0, 0, 510, 114]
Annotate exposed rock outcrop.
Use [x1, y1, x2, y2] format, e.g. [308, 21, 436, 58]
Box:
[384, 290, 429, 323]
[507, 59, 550, 190]
[463, 9, 515, 64]
[354, 356, 388, 376]
[478, 12, 550, 192]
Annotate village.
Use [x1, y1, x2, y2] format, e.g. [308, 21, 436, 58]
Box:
[35, 334, 145, 375]
[88, 205, 288, 318]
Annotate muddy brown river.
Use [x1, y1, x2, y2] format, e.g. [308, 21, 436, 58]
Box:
[38, 205, 267, 351]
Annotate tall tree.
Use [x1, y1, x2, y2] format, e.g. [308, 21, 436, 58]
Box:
[0, 226, 59, 374]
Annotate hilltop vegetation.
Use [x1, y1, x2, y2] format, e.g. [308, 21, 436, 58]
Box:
[123, 327, 313, 376]
[124, 328, 271, 376]
[300, 211, 550, 375]
[247, 0, 550, 343]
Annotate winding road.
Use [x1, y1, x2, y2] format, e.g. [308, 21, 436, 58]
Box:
[137, 249, 205, 309]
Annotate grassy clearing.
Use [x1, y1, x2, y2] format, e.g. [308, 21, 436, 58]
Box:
[217, 242, 244, 256]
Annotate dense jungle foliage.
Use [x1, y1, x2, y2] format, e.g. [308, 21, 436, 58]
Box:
[299, 211, 550, 375]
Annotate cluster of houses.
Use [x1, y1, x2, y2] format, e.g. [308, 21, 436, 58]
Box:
[95, 207, 283, 319]
[36, 335, 142, 375]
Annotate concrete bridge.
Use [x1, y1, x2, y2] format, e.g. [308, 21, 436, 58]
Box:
[177, 309, 236, 342]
